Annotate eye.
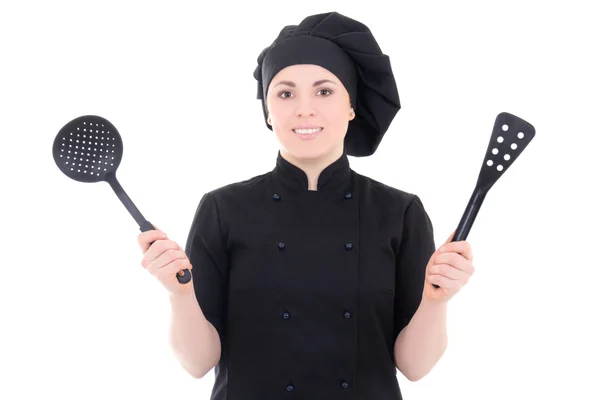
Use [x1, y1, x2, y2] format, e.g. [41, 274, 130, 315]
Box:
[277, 88, 333, 99]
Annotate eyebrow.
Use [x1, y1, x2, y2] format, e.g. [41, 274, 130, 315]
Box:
[273, 79, 337, 88]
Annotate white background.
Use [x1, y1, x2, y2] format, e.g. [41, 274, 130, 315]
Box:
[1, 0, 598, 399]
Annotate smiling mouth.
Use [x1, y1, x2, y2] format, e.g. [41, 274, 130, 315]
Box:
[292, 127, 324, 135]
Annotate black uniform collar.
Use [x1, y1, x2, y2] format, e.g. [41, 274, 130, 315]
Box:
[272, 149, 352, 192]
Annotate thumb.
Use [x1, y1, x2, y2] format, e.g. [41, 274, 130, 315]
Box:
[151, 223, 164, 234]
[444, 230, 456, 245]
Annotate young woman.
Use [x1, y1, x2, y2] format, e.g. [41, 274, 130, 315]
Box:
[138, 11, 475, 400]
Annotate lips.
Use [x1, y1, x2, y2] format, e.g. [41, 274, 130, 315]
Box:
[292, 127, 323, 133]
[292, 125, 323, 130]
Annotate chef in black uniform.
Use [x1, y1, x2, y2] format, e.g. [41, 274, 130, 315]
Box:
[184, 11, 475, 400]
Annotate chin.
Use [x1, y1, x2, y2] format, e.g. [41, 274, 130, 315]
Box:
[284, 144, 336, 161]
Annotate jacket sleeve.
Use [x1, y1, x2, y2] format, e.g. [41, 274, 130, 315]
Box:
[184, 191, 229, 344]
[393, 194, 436, 338]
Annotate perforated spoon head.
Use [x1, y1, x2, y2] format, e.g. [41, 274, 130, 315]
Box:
[52, 115, 124, 183]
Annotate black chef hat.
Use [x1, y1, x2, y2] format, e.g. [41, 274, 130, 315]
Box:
[253, 11, 401, 157]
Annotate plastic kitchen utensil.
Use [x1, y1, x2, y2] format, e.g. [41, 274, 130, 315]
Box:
[431, 112, 536, 289]
[52, 115, 192, 284]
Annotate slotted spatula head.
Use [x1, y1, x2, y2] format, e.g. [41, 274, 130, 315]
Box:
[476, 112, 535, 192]
[52, 115, 123, 183]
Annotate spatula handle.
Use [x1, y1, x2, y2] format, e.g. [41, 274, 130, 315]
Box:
[432, 189, 486, 288]
[140, 220, 192, 284]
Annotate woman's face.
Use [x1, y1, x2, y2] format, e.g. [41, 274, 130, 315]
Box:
[266, 64, 354, 160]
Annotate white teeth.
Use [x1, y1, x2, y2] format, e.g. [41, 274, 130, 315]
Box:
[293, 127, 323, 134]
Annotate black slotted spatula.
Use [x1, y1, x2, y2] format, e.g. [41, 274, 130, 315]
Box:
[52, 115, 192, 284]
[431, 112, 535, 289]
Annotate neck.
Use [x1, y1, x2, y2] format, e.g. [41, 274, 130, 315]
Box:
[280, 146, 344, 191]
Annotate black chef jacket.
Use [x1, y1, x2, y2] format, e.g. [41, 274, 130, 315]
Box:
[184, 149, 436, 400]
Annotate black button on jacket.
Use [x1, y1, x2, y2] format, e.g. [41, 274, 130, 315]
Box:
[184, 150, 436, 400]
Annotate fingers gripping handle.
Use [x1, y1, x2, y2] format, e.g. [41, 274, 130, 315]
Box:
[431, 189, 485, 289]
[430, 207, 472, 289]
[140, 220, 192, 284]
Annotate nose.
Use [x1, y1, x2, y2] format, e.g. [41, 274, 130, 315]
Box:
[295, 96, 316, 118]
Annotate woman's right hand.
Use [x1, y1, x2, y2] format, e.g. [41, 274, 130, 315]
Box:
[137, 225, 193, 297]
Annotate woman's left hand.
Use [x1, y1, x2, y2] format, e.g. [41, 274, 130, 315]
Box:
[423, 230, 475, 303]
